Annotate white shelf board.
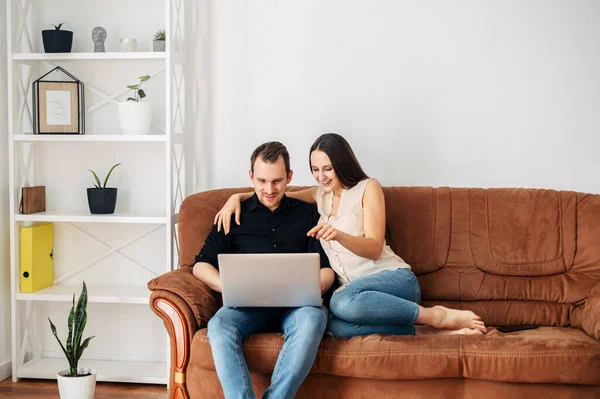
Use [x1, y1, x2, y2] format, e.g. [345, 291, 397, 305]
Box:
[18, 358, 167, 384]
[15, 212, 167, 224]
[17, 285, 151, 304]
[14, 134, 167, 142]
[12, 52, 166, 61]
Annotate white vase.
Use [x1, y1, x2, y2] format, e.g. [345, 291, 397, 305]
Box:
[57, 368, 96, 399]
[118, 101, 152, 135]
[119, 37, 137, 52]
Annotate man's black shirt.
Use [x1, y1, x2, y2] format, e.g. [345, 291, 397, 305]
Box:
[195, 194, 330, 270]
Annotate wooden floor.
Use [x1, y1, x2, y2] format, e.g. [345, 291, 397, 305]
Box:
[0, 378, 168, 398]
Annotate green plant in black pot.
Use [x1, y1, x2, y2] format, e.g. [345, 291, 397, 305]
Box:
[87, 163, 121, 214]
[42, 23, 73, 53]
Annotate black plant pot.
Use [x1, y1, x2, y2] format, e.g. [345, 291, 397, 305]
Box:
[87, 188, 117, 214]
[42, 30, 73, 53]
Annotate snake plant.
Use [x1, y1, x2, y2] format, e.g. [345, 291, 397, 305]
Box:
[89, 163, 121, 188]
[48, 281, 95, 377]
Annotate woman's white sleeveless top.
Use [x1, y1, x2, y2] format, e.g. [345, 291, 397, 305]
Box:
[316, 179, 410, 285]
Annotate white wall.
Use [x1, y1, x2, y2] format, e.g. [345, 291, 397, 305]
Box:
[0, 0, 12, 382]
[200, 0, 600, 194]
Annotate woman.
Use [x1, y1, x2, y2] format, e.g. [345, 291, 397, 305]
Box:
[215, 133, 485, 337]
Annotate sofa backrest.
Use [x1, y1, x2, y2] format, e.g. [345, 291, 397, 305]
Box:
[178, 186, 600, 327]
[383, 187, 600, 328]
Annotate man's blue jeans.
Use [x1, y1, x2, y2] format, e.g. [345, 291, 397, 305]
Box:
[207, 305, 328, 399]
[326, 268, 421, 337]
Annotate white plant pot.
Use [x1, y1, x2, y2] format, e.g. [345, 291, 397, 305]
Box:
[57, 368, 96, 399]
[118, 101, 152, 135]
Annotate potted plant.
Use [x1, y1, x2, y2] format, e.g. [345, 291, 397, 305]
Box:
[87, 163, 121, 214]
[117, 75, 152, 135]
[42, 23, 73, 53]
[153, 29, 166, 52]
[49, 281, 96, 399]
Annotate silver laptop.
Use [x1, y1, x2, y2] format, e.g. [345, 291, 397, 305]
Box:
[218, 253, 322, 307]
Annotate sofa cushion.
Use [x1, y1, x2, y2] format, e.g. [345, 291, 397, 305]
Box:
[420, 300, 573, 328]
[461, 327, 600, 385]
[191, 328, 461, 380]
[191, 327, 600, 385]
[316, 333, 460, 379]
[383, 187, 451, 274]
[469, 188, 576, 277]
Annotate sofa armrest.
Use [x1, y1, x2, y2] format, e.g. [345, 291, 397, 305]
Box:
[148, 268, 222, 398]
[149, 267, 222, 329]
[582, 284, 600, 340]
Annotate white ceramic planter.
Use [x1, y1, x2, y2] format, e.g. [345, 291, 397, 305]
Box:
[57, 368, 96, 399]
[118, 101, 152, 135]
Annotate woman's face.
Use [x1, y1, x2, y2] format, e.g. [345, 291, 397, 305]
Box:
[310, 150, 342, 193]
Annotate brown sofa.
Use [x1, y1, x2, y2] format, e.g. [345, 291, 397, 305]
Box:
[148, 187, 600, 398]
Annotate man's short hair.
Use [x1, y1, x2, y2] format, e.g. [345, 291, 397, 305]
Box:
[250, 141, 291, 174]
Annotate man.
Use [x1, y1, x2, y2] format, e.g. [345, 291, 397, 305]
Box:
[193, 141, 335, 399]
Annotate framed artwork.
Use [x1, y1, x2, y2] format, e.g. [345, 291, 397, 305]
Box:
[32, 66, 85, 134]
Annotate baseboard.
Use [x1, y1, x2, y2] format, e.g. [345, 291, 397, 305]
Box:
[0, 359, 11, 382]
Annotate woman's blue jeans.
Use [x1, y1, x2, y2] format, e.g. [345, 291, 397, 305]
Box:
[327, 268, 421, 337]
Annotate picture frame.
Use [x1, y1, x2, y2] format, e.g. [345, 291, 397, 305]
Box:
[32, 66, 85, 134]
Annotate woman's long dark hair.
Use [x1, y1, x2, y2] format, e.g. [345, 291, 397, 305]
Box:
[309, 133, 368, 189]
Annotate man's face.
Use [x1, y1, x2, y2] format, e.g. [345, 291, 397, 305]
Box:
[249, 156, 293, 211]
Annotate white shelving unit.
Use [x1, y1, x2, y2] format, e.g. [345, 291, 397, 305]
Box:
[12, 52, 168, 61]
[15, 212, 168, 224]
[14, 134, 168, 142]
[7, 0, 193, 385]
[16, 285, 151, 304]
[18, 358, 165, 384]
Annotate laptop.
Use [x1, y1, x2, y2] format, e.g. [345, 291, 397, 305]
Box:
[218, 253, 322, 307]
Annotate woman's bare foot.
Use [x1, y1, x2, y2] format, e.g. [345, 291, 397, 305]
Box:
[415, 325, 484, 336]
[417, 306, 486, 332]
[432, 306, 486, 332]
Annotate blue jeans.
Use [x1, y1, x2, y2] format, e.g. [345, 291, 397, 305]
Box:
[207, 305, 328, 399]
[326, 268, 421, 338]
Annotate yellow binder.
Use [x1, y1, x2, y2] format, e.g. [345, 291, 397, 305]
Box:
[20, 223, 54, 293]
